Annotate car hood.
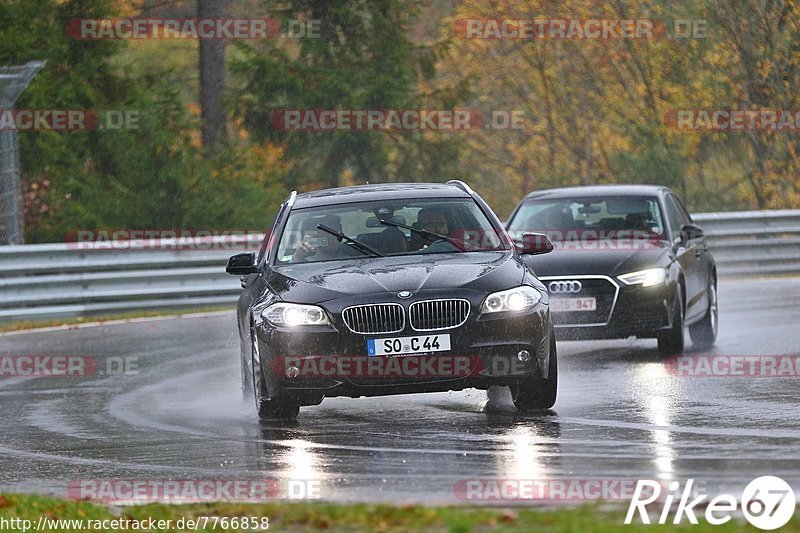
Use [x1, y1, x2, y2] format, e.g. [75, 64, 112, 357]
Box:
[522, 240, 673, 277]
[267, 252, 525, 303]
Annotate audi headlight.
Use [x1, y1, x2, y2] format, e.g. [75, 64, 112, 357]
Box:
[262, 303, 330, 327]
[481, 285, 542, 314]
[618, 268, 667, 287]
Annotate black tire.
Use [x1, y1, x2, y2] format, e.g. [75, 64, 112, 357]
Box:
[689, 277, 718, 349]
[257, 394, 300, 421]
[512, 327, 558, 411]
[658, 287, 684, 357]
[251, 332, 299, 421]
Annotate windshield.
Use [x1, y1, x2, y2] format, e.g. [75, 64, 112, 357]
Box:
[275, 198, 509, 264]
[507, 196, 666, 241]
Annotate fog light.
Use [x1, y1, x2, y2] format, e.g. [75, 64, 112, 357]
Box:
[517, 350, 531, 363]
[286, 366, 300, 379]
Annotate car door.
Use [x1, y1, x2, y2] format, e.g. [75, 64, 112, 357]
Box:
[664, 193, 705, 321]
[673, 194, 711, 318]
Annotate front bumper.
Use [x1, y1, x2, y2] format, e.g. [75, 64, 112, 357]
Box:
[546, 276, 676, 340]
[254, 292, 551, 402]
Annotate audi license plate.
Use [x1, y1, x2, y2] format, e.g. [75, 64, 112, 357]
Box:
[367, 334, 451, 356]
[551, 297, 596, 312]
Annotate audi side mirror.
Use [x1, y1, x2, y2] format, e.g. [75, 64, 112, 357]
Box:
[226, 252, 258, 275]
[680, 223, 704, 244]
[518, 233, 554, 255]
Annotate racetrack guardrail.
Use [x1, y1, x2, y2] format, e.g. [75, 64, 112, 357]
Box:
[1, 210, 798, 322]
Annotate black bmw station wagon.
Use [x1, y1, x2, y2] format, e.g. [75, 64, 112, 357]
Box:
[226, 181, 556, 420]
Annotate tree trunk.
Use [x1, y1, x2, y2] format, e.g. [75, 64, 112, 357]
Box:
[198, 0, 228, 153]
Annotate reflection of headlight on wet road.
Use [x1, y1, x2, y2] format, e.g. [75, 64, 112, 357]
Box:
[503, 426, 548, 481]
[280, 439, 323, 494]
[634, 364, 679, 480]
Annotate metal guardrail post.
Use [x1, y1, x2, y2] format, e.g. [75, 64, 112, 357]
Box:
[0, 60, 45, 245]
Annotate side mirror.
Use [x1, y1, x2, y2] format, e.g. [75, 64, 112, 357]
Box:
[680, 223, 704, 243]
[226, 252, 258, 275]
[518, 233, 554, 255]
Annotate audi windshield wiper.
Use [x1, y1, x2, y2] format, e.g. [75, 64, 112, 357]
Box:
[379, 219, 467, 251]
[316, 224, 386, 257]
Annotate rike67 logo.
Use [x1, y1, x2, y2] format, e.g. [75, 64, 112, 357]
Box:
[626, 476, 796, 530]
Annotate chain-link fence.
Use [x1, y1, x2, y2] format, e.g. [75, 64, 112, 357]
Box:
[0, 61, 44, 245]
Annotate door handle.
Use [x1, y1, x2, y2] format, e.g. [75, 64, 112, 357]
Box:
[694, 249, 702, 258]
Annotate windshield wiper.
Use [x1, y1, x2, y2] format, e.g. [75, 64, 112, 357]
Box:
[379, 219, 467, 251]
[316, 224, 386, 258]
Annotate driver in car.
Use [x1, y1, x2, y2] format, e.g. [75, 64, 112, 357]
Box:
[625, 212, 654, 233]
[292, 215, 347, 262]
[412, 207, 451, 250]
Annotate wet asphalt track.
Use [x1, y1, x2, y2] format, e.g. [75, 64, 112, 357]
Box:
[0, 278, 799, 505]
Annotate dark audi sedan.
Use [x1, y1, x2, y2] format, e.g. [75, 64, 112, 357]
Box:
[506, 185, 718, 356]
[227, 181, 556, 420]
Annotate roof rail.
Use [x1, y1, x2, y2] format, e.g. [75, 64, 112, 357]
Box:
[445, 179, 475, 195]
[286, 190, 298, 208]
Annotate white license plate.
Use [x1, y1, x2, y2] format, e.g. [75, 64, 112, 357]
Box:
[551, 297, 597, 312]
[367, 334, 451, 356]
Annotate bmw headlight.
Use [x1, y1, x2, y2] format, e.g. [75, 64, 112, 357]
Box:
[481, 285, 542, 314]
[618, 268, 667, 287]
[262, 303, 330, 326]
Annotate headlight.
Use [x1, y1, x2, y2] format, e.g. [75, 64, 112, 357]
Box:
[481, 285, 542, 314]
[618, 268, 667, 287]
[262, 303, 330, 326]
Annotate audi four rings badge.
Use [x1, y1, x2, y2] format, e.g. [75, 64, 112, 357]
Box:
[548, 280, 582, 293]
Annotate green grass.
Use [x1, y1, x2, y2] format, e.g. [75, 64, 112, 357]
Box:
[1, 494, 798, 532]
[0, 307, 234, 334]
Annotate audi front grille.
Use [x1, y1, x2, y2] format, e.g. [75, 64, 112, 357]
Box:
[540, 275, 620, 326]
[342, 303, 405, 334]
[409, 299, 470, 331]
